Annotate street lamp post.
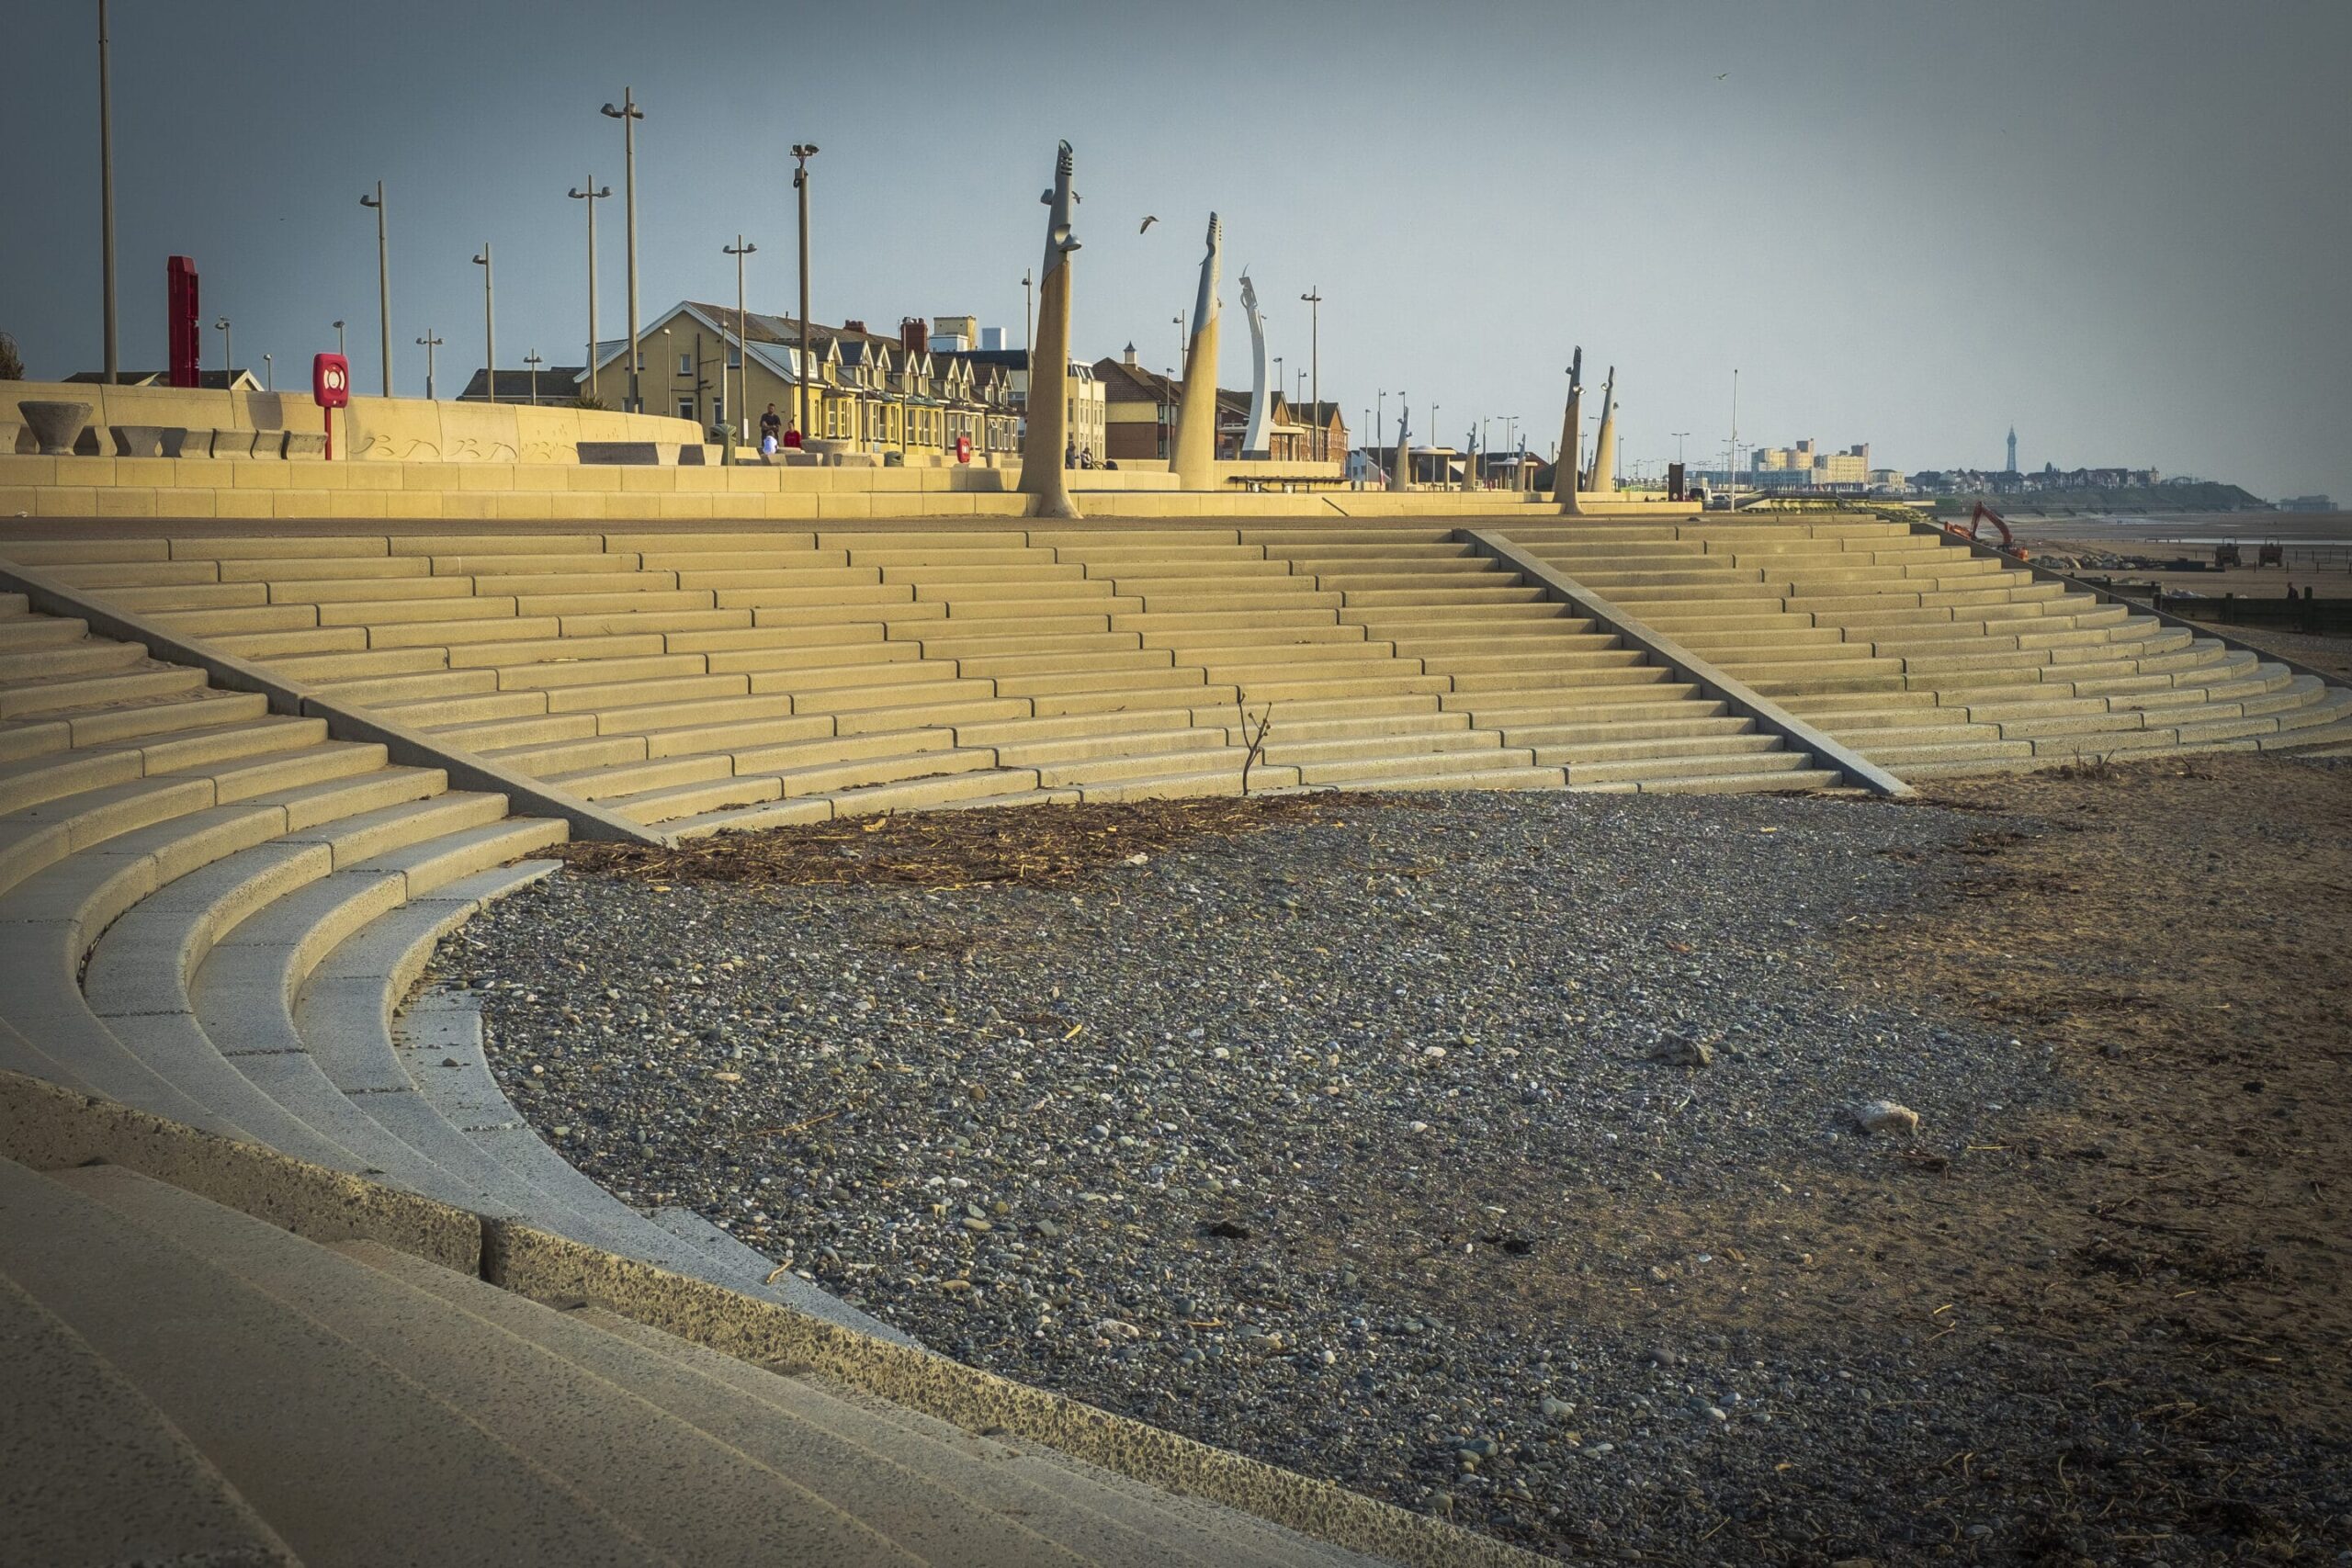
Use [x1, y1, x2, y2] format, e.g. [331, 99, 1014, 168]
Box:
[1021, 268, 1033, 354]
[600, 91, 644, 412]
[213, 317, 231, 386]
[567, 179, 611, 406]
[97, 0, 118, 384]
[472, 243, 495, 404]
[791, 142, 819, 440]
[722, 235, 756, 446]
[1298, 286, 1321, 460]
[359, 182, 390, 396]
[1172, 311, 1184, 373]
[524, 352, 543, 407]
[416, 330, 443, 400]
[263, 352, 272, 391]
[334, 320, 345, 357]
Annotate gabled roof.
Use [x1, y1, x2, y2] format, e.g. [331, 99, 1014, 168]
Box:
[458, 367, 586, 401]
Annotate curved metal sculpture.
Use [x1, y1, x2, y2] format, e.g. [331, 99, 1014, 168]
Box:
[1587, 365, 1619, 498]
[1170, 214, 1223, 490]
[1019, 141, 1082, 520]
[1238, 271, 1270, 459]
[1553, 347, 1585, 514]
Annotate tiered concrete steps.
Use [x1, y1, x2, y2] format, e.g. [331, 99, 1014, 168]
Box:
[9, 527, 1860, 834]
[1246, 527, 1840, 793]
[0, 1155, 1398, 1566]
[0, 597, 889, 1331]
[1498, 518, 2352, 778]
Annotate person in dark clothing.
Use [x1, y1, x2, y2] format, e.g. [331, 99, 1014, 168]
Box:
[760, 404, 782, 443]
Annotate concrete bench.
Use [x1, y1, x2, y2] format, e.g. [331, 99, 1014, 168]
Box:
[281, 431, 326, 459]
[207, 431, 256, 458]
[159, 428, 207, 457]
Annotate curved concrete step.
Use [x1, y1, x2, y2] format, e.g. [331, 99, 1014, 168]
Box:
[0, 1158, 664, 1567]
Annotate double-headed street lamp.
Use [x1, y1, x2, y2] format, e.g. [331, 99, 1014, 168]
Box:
[600, 91, 644, 411]
[472, 243, 496, 404]
[359, 182, 390, 396]
[524, 352, 544, 407]
[568, 179, 612, 405]
[722, 235, 756, 446]
[792, 143, 819, 439]
[416, 329, 444, 400]
[1298, 286, 1322, 459]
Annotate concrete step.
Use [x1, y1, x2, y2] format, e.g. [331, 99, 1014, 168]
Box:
[47, 1163, 930, 1567]
[0, 1159, 660, 1567]
[0, 1264, 301, 1566]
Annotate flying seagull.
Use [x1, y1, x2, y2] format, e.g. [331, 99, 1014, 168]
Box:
[1138, 215, 1159, 233]
[1714, 71, 1728, 79]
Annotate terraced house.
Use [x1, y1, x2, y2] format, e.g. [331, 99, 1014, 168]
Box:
[588, 302, 1022, 457]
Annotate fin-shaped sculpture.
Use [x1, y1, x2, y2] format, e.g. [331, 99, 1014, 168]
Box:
[1461, 423, 1478, 492]
[1553, 347, 1585, 514]
[1389, 400, 1410, 493]
[1020, 141, 1082, 520]
[1238, 271, 1270, 459]
[1170, 214, 1224, 489]
[1587, 365, 1619, 498]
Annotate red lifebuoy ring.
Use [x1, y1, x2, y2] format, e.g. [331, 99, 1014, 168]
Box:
[955, 434, 973, 464]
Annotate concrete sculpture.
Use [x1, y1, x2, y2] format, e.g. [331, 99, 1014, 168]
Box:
[1170, 214, 1223, 490]
[1389, 401, 1410, 492]
[1019, 141, 1083, 520]
[1553, 348, 1585, 514]
[1461, 424, 1478, 492]
[1238, 271, 1270, 459]
[1587, 365, 1619, 497]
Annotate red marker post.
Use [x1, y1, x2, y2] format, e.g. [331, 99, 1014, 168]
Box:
[312, 353, 350, 458]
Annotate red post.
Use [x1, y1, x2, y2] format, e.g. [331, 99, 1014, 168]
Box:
[312, 353, 350, 461]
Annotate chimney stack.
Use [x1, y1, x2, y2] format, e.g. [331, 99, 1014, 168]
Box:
[899, 316, 929, 355]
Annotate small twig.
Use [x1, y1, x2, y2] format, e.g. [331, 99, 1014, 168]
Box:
[752, 1108, 843, 1138]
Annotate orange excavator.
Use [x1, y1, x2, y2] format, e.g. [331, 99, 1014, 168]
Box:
[1945, 501, 2025, 559]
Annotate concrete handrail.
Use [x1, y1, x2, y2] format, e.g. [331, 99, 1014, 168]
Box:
[1460, 528, 1914, 797]
[0, 558, 662, 844]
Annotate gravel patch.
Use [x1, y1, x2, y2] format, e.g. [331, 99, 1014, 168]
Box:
[435, 788, 2317, 1564]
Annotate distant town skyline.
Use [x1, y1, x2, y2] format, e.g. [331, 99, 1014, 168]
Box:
[4, 0, 2346, 502]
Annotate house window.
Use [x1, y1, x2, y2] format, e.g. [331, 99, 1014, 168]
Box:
[676, 397, 695, 421]
[677, 352, 694, 376]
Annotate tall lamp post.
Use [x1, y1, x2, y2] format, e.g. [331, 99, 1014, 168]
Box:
[524, 352, 544, 407]
[1298, 286, 1321, 460]
[359, 182, 390, 396]
[722, 235, 756, 446]
[334, 320, 346, 357]
[472, 243, 496, 404]
[600, 91, 644, 412]
[97, 0, 118, 384]
[416, 330, 443, 400]
[213, 317, 231, 387]
[263, 352, 273, 391]
[791, 142, 819, 439]
[1021, 268, 1033, 353]
[568, 179, 611, 405]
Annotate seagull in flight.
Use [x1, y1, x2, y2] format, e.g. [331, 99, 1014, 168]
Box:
[1138, 215, 1159, 233]
[1714, 71, 1729, 80]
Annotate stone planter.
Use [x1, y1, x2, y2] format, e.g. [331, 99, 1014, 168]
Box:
[19, 400, 92, 457]
[110, 424, 166, 457]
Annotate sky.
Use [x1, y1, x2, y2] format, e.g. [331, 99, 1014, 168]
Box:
[4, 0, 2346, 500]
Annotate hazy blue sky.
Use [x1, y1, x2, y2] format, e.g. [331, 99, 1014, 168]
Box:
[5, 1, 2346, 498]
